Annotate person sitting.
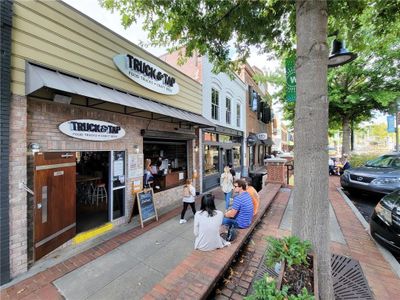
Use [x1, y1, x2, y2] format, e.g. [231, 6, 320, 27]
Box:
[222, 179, 253, 229]
[329, 157, 335, 176]
[242, 177, 259, 216]
[339, 154, 351, 175]
[194, 193, 230, 251]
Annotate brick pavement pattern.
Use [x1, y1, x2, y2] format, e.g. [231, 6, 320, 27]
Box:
[215, 177, 400, 299]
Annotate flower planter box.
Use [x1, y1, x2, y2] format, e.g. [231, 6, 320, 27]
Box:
[276, 254, 319, 299]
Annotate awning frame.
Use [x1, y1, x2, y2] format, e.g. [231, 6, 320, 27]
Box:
[26, 63, 215, 129]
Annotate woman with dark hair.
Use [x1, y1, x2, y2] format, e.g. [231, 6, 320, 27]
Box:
[194, 193, 230, 251]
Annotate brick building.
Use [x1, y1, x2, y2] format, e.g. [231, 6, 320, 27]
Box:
[1, 0, 212, 283]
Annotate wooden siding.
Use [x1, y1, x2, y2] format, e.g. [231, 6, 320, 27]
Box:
[11, 0, 202, 114]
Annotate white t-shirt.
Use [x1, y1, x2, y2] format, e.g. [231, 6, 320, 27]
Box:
[194, 210, 230, 251]
[182, 185, 196, 203]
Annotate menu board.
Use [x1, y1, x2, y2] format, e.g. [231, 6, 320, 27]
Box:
[137, 188, 158, 228]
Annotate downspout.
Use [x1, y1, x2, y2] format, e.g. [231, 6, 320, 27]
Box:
[0, 0, 13, 285]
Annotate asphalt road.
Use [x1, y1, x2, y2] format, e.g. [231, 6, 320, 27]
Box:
[343, 189, 400, 263]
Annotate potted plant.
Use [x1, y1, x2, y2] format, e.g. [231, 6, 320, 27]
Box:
[245, 235, 318, 300]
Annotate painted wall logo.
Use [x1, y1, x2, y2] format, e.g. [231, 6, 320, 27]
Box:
[59, 119, 125, 141]
[113, 54, 179, 95]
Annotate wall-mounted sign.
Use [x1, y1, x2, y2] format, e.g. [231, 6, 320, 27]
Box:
[113, 54, 179, 95]
[257, 133, 268, 141]
[59, 119, 125, 141]
[247, 134, 258, 146]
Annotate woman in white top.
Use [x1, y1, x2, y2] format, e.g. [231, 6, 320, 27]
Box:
[220, 166, 234, 209]
[194, 193, 230, 251]
[179, 179, 196, 224]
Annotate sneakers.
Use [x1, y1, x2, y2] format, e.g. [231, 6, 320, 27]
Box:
[179, 219, 187, 224]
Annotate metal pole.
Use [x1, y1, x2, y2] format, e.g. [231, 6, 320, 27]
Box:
[397, 99, 400, 152]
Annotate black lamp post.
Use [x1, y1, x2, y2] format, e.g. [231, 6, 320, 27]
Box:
[328, 39, 357, 68]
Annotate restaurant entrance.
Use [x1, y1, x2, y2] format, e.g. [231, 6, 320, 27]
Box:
[76, 151, 110, 233]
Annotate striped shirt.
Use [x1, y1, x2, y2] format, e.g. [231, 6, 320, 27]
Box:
[232, 191, 253, 228]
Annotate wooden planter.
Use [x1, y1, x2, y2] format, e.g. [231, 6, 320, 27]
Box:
[276, 254, 319, 299]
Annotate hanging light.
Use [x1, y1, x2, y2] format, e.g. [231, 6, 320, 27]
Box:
[328, 39, 357, 68]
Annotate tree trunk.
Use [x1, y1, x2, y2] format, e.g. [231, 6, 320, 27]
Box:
[342, 117, 351, 156]
[293, 1, 333, 299]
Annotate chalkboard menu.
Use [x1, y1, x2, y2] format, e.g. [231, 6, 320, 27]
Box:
[137, 188, 158, 228]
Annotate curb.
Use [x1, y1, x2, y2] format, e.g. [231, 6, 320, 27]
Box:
[337, 187, 400, 278]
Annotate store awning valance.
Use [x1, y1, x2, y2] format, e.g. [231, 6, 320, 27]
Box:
[26, 64, 215, 128]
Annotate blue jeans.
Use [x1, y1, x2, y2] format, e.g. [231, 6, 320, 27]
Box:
[224, 191, 232, 209]
[222, 217, 239, 228]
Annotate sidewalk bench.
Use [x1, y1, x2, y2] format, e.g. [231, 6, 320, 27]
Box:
[143, 183, 282, 300]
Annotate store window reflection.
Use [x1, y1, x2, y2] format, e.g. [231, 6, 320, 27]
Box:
[233, 147, 241, 168]
[204, 145, 219, 175]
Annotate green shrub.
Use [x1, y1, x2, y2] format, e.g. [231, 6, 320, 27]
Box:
[244, 275, 314, 300]
[265, 236, 311, 268]
[349, 153, 382, 168]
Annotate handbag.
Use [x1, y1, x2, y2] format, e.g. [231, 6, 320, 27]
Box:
[221, 224, 237, 242]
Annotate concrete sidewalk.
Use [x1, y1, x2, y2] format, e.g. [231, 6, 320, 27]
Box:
[0, 188, 227, 300]
[2, 178, 400, 299]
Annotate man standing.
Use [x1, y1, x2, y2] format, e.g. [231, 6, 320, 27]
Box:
[223, 179, 253, 229]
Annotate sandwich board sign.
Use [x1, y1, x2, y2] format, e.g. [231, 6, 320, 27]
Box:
[137, 188, 158, 228]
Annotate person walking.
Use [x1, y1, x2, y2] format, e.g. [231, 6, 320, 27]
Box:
[223, 179, 253, 229]
[220, 166, 234, 209]
[179, 179, 196, 224]
[194, 193, 230, 251]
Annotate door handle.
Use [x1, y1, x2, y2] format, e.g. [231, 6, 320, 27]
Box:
[37, 203, 42, 209]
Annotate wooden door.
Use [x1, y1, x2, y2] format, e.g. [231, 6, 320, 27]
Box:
[34, 152, 76, 260]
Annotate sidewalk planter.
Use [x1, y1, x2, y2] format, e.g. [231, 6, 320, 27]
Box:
[276, 254, 319, 299]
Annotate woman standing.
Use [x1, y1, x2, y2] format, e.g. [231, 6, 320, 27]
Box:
[179, 179, 196, 224]
[194, 194, 230, 251]
[220, 166, 234, 209]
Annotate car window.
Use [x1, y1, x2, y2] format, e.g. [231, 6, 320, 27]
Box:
[391, 158, 400, 168]
[365, 155, 397, 168]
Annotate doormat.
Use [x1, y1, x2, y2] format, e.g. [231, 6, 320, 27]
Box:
[73, 222, 113, 245]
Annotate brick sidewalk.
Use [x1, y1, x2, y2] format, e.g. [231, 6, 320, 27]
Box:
[215, 177, 400, 299]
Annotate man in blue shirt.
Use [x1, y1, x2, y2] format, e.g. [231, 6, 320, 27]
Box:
[223, 179, 254, 229]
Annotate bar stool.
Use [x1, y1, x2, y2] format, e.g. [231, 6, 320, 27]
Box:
[92, 183, 107, 206]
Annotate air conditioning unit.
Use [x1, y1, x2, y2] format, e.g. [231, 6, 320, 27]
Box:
[53, 94, 72, 104]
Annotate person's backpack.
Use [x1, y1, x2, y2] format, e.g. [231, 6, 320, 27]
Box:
[183, 185, 191, 197]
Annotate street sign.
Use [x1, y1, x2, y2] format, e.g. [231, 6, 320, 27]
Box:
[387, 115, 395, 133]
[285, 56, 296, 102]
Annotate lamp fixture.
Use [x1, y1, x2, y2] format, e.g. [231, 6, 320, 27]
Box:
[133, 145, 139, 153]
[194, 145, 199, 152]
[29, 143, 40, 154]
[328, 39, 357, 68]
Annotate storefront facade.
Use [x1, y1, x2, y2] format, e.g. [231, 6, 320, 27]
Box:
[239, 64, 273, 175]
[161, 53, 247, 192]
[3, 0, 211, 281]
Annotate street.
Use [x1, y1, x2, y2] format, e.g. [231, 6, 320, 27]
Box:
[344, 189, 400, 263]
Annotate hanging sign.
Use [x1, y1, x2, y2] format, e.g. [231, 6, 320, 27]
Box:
[257, 133, 268, 141]
[285, 56, 296, 102]
[59, 119, 125, 141]
[113, 54, 179, 95]
[387, 115, 395, 133]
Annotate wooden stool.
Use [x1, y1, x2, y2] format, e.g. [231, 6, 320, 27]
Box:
[92, 183, 107, 206]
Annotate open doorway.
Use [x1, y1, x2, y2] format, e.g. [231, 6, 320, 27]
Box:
[76, 151, 109, 233]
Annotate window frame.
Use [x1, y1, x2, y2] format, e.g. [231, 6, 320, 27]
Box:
[211, 88, 219, 120]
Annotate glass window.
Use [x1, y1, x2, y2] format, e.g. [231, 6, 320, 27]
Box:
[233, 147, 241, 168]
[219, 135, 232, 143]
[204, 132, 218, 142]
[236, 103, 241, 127]
[226, 97, 231, 124]
[204, 145, 219, 175]
[112, 151, 125, 219]
[211, 89, 219, 120]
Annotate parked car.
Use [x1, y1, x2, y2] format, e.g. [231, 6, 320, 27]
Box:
[341, 153, 400, 195]
[370, 189, 400, 254]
